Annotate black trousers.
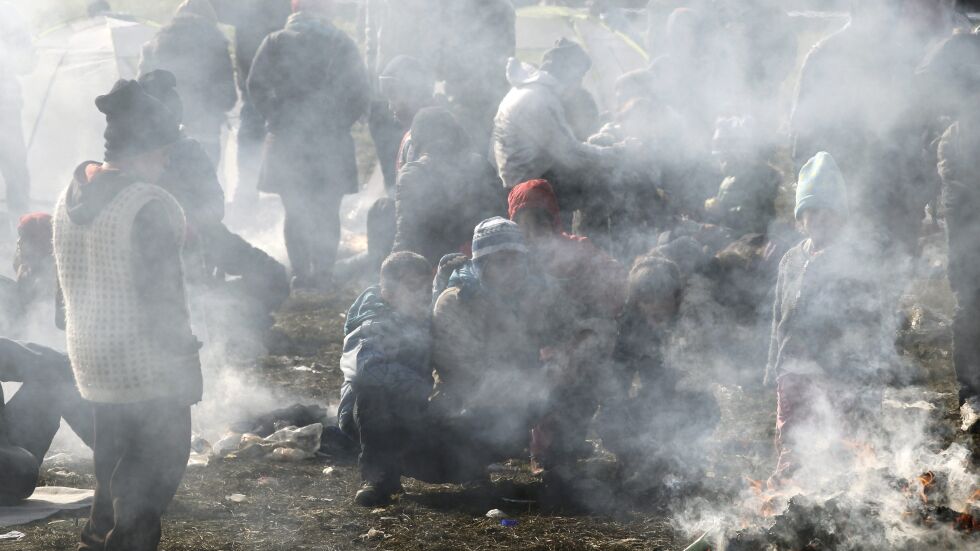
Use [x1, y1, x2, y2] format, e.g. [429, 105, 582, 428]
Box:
[353, 389, 493, 487]
[78, 401, 191, 551]
[280, 187, 343, 283]
[0, 107, 30, 215]
[367, 100, 404, 194]
[0, 339, 94, 505]
[232, 98, 266, 207]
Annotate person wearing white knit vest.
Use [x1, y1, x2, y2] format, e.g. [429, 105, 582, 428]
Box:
[53, 78, 202, 551]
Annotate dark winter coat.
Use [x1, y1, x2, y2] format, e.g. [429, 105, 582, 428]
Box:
[157, 136, 226, 230]
[392, 154, 506, 265]
[790, 20, 940, 252]
[248, 12, 370, 196]
[156, 137, 289, 311]
[431, 263, 553, 416]
[705, 163, 781, 236]
[338, 286, 433, 436]
[210, 0, 292, 93]
[765, 237, 883, 386]
[138, 3, 237, 143]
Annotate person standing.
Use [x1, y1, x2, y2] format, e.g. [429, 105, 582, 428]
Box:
[0, 1, 35, 217]
[53, 80, 202, 551]
[923, 31, 980, 410]
[138, 0, 238, 165]
[765, 152, 885, 488]
[210, 0, 292, 209]
[248, 0, 370, 289]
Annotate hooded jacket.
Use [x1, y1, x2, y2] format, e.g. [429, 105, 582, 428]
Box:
[54, 162, 202, 405]
[492, 63, 617, 189]
[338, 285, 433, 435]
[138, 0, 237, 142]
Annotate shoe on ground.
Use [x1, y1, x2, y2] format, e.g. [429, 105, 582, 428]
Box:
[354, 478, 403, 507]
[354, 482, 392, 507]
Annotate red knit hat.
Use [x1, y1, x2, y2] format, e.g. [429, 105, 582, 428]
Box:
[18, 212, 52, 236]
[508, 179, 562, 232]
[17, 212, 54, 250]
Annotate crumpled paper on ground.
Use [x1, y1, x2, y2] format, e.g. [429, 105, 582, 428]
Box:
[210, 423, 323, 461]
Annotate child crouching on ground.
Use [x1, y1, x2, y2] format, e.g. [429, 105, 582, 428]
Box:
[339, 251, 434, 506]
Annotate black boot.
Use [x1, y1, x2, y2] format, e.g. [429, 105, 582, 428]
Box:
[354, 477, 402, 507]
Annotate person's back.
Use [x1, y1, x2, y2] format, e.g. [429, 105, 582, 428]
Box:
[211, 0, 292, 90]
[494, 72, 571, 188]
[791, 21, 900, 174]
[394, 155, 502, 264]
[139, 0, 237, 158]
[248, 2, 370, 287]
[249, 12, 369, 136]
[393, 107, 506, 265]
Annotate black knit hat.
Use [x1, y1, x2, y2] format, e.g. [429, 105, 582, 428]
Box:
[138, 69, 183, 124]
[409, 106, 468, 156]
[540, 38, 592, 84]
[379, 55, 434, 101]
[95, 79, 181, 162]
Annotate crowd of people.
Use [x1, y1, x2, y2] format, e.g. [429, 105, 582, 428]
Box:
[1, 0, 980, 549]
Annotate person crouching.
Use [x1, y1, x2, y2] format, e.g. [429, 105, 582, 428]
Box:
[339, 252, 435, 507]
[53, 80, 202, 551]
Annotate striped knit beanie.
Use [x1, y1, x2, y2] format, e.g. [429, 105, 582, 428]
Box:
[471, 217, 527, 261]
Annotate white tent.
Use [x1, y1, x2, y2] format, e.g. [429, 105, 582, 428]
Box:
[516, 6, 649, 112]
[20, 15, 158, 204]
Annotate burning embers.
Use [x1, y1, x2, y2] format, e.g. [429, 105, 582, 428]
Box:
[954, 490, 980, 533]
[727, 465, 979, 550]
[726, 493, 889, 551]
[904, 472, 979, 534]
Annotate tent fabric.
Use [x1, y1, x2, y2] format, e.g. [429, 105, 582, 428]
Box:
[0, 486, 94, 528]
[20, 16, 158, 204]
[516, 6, 648, 111]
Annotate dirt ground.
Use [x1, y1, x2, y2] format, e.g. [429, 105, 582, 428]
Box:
[9, 270, 977, 551]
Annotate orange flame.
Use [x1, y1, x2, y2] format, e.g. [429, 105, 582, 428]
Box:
[917, 471, 936, 504]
